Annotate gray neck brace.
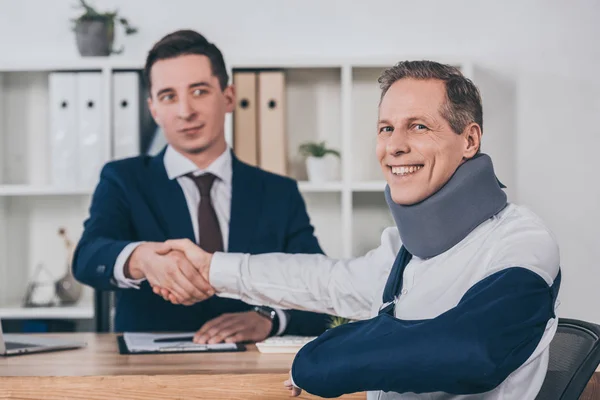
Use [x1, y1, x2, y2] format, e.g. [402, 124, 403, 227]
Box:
[384, 153, 507, 259]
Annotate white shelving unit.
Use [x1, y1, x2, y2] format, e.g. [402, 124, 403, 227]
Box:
[0, 302, 94, 320]
[0, 56, 500, 321]
[0, 185, 92, 196]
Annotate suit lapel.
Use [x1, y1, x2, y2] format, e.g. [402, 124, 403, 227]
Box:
[147, 148, 195, 242]
[228, 155, 263, 253]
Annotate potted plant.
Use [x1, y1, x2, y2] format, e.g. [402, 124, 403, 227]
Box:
[298, 141, 341, 182]
[71, 0, 138, 57]
[328, 316, 354, 329]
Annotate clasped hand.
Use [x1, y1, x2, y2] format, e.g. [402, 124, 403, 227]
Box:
[126, 239, 214, 305]
[127, 239, 273, 345]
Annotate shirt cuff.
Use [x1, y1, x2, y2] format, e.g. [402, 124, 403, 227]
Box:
[209, 252, 247, 297]
[113, 242, 146, 289]
[290, 371, 299, 389]
[273, 308, 288, 336]
[210, 253, 288, 335]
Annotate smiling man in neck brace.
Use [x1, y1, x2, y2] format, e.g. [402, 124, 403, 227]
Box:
[158, 61, 561, 400]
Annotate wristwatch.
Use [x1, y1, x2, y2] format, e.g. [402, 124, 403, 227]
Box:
[253, 306, 279, 337]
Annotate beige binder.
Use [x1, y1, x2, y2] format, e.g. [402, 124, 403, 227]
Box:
[257, 71, 287, 176]
[233, 72, 258, 166]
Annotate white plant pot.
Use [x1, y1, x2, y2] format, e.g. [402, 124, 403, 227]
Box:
[306, 155, 340, 182]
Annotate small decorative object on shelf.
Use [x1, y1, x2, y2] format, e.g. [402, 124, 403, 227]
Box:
[22, 264, 57, 308]
[72, 0, 138, 57]
[54, 227, 83, 305]
[299, 141, 341, 182]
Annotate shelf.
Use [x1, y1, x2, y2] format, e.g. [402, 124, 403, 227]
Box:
[0, 57, 472, 73]
[0, 58, 142, 72]
[301, 192, 343, 259]
[350, 181, 387, 192]
[0, 185, 93, 196]
[0, 57, 346, 72]
[298, 181, 343, 192]
[284, 68, 342, 181]
[0, 302, 94, 320]
[347, 57, 472, 70]
[352, 191, 394, 257]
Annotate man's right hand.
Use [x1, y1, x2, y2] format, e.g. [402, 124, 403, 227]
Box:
[152, 239, 213, 305]
[124, 242, 215, 305]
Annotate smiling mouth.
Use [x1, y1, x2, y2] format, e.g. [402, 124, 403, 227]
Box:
[389, 164, 424, 176]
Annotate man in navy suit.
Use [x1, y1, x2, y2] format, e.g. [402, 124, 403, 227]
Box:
[72, 29, 329, 343]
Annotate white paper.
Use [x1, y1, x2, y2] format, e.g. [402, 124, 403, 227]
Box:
[123, 332, 238, 353]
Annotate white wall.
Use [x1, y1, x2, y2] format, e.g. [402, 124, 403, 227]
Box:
[1, 0, 599, 322]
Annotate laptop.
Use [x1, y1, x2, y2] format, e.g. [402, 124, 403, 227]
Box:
[0, 318, 86, 356]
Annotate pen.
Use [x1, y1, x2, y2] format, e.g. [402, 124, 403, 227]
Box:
[154, 336, 195, 343]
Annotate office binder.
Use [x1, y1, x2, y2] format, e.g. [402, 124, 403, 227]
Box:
[257, 71, 287, 176]
[76, 72, 106, 189]
[233, 72, 258, 166]
[48, 73, 79, 187]
[112, 72, 141, 160]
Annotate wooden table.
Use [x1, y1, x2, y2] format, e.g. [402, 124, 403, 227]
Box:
[581, 372, 600, 400]
[1, 334, 599, 399]
[0, 333, 364, 399]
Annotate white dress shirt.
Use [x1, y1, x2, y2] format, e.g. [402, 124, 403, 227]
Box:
[210, 203, 560, 399]
[113, 145, 287, 334]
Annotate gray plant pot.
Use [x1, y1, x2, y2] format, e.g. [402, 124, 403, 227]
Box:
[74, 19, 114, 57]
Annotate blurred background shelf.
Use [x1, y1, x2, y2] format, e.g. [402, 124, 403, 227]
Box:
[0, 302, 94, 320]
[350, 181, 387, 192]
[297, 181, 344, 192]
[0, 185, 93, 196]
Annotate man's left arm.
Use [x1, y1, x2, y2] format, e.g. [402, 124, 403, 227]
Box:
[277, 182, 331, 336]
[291, 266, 561, 397]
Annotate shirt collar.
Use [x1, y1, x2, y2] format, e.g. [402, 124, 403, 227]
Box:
[163, 145, 232, 186]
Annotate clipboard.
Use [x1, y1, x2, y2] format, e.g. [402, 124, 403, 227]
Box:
[116, 335, 246, 355]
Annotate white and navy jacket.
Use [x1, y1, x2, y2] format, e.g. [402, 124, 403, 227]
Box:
[211, 203, 561, 399]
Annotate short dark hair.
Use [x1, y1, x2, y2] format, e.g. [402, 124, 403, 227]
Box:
[378, 60, 483, 135]
[144, 29, 229, 94]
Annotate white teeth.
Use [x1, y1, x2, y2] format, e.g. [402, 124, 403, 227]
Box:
[391, 165, 423, 176]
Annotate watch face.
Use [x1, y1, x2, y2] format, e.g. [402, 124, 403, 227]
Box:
[255, 307, 280, 337]
[255, 306, 275, 320]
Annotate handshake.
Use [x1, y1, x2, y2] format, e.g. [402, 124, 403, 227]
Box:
[125, 239, 275, 345]
[125, 239, 215, 306]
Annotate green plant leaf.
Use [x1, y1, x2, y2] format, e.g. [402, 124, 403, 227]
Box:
[323, 149, 341, 158]
[328, 316, 353, 329]
[298, 141, 340, 158]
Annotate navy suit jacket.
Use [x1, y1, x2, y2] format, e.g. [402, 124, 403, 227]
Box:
[72, 148, 330, 334]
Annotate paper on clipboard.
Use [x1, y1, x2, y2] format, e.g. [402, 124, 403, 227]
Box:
[123, 332, 239, 353]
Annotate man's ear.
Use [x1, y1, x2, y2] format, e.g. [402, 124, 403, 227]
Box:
[147, 96, 159, 125]
[223, 84, 235, 114]
[463, 123, 482, 159]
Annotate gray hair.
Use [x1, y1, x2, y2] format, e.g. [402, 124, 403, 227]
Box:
[378, 60, 483, 135]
